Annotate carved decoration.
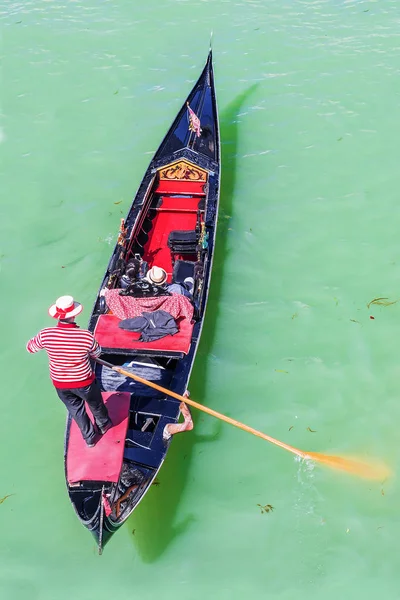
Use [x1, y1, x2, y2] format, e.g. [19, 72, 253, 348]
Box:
[159, 160, 207, 182]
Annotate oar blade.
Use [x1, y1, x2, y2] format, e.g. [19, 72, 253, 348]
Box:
[305, 451, 391, 481]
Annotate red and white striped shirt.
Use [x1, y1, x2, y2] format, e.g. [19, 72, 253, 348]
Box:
[26, 322, 101, 389]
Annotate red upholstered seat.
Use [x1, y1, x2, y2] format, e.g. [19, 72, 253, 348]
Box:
[67, 392, 130, 484]
[142, 207, 197, 276]
[155, 180, 206, 195]
[156, 196, 201, 212]
[94, 314, 194, 355]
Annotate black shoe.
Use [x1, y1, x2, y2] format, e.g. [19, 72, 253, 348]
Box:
[99, 420, 113, 435]
[86, 433, 101, 448]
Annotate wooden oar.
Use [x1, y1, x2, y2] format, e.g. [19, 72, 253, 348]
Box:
[95, 358, 390, 481]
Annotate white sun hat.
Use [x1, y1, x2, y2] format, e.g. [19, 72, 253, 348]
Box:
[146, 266, 167, 285]
[48, 295, 83, 319]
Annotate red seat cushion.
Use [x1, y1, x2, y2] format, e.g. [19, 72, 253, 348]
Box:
[142, 208, 197, 276]
[66, 391, 130, 484]
[94, 314, 194, 355]
[157, 196, 201, 211]
[155, 180, 206, 195]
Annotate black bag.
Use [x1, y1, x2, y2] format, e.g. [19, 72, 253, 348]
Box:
[119, 280, 171, 298]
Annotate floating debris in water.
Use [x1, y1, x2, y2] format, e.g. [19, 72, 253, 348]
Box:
[350, 319, 361, 324]
[257, 504, 274, 514]
[275, 369, 289, 374]
[367, 297, 398, 309]
[292, 313, 298, 320]
[288, 426, 294, 431]
[370, 316, 375, 320]
[306, 427, 317, 433]
[114, 200, 122, 205]
[0, 494, 14, 505]
[381, 489, 385, 496]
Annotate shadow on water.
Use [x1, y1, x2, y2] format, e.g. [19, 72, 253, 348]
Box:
[126, 84, 259, 562]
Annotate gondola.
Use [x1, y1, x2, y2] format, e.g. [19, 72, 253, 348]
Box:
[64, 51, 220, 552]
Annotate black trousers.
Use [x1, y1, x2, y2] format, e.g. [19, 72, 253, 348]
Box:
[56, 380, 110, 444]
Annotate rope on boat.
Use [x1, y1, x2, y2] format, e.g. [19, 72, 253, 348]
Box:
[98, 485, 105, 555]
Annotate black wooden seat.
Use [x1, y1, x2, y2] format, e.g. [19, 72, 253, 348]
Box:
[124, 415, 175, 468]
[130, 395, 179, 418]
[168, 229, 198, 254]
[172, 259, 196, 284]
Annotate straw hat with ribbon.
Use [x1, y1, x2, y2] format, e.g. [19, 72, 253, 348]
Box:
[48, 295, 83, 319]
[146, 266, 167, 285]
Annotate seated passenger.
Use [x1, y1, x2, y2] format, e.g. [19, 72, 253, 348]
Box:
[120, 264, 170, 298]
[120, 258, 141, 289]
[167, 278, 194, 299]
[146, 266, 168, 287]
[147, 266, 194, 299]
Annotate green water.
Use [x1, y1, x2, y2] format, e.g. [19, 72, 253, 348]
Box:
[2, 0, 400, 598]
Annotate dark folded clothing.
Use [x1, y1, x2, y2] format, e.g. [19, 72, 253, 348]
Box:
[118, 310, 178, 342]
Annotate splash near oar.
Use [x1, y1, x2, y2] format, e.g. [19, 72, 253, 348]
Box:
[95, 358, 390, 482]
[304, 452, 391, 481]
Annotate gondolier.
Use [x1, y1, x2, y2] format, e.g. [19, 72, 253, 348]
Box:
[26, 295, 112, 447]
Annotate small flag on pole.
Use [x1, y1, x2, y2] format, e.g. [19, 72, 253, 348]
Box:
[102, 491, 112, 517]
[187, 102, 202, 137]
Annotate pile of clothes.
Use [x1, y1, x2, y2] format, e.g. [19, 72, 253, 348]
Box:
[118, 310, 178, 342]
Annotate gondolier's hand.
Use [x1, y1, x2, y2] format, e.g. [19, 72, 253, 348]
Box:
[179, 390, 190, 412]
[163, 390, 193, 440]
[179, 392, 193, 431]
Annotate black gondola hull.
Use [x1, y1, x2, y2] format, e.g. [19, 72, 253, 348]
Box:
[64, 51, 220, 551]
